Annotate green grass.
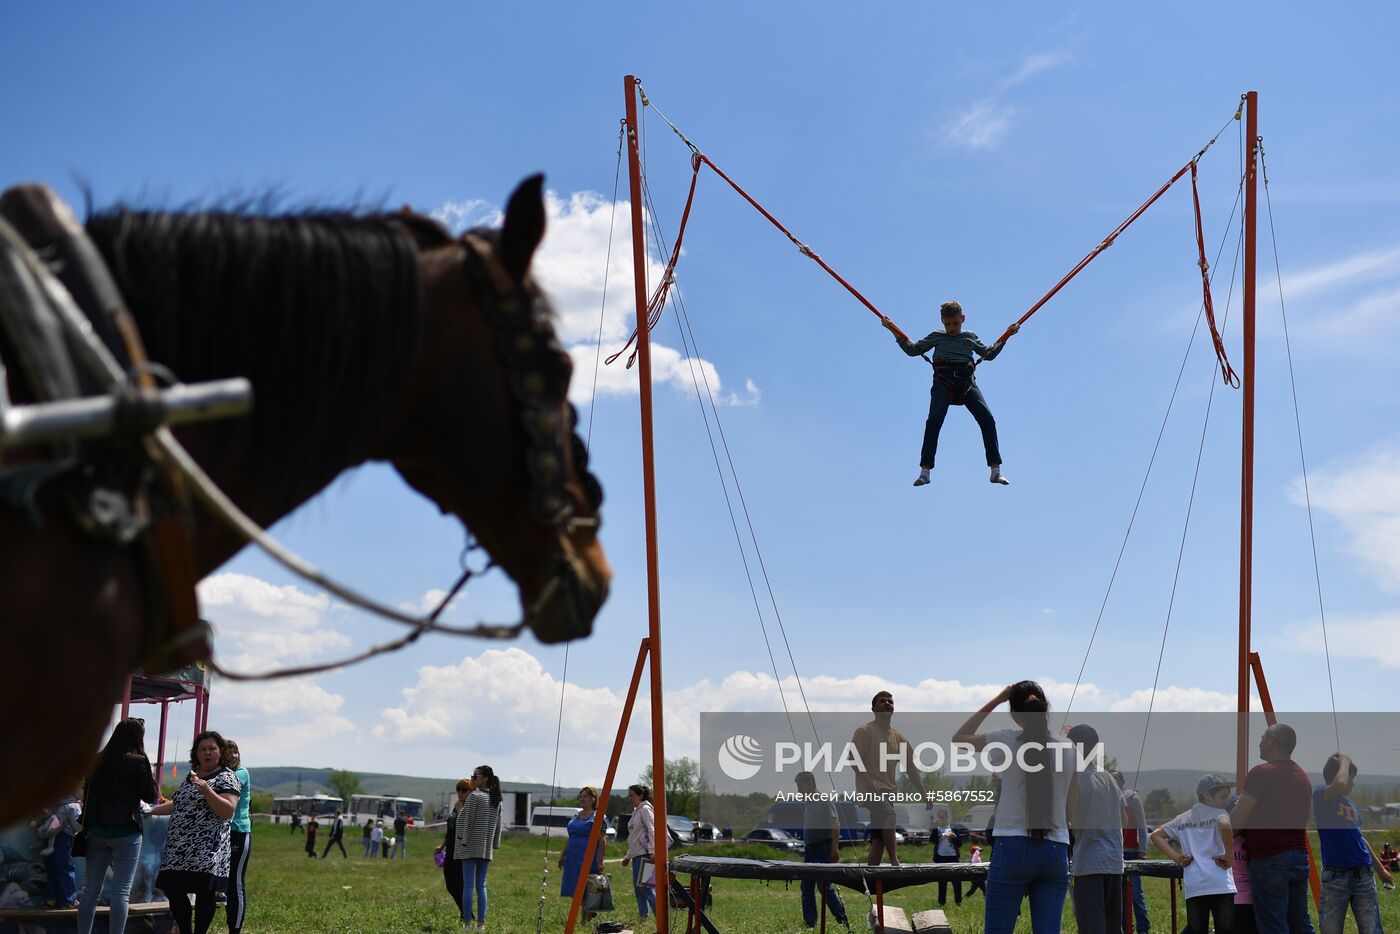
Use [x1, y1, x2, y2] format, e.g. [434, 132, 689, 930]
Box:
[242, 824, 1399, 932]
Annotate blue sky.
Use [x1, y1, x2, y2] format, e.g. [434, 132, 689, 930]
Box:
[5, 3, 1399, 789]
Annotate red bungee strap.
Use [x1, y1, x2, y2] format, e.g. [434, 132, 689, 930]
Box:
[1190, 161, 1240, 387]
[992, 161, 1194, 346]
[610, 135, 1235, 386]
[608, 154, 703, 367]
[694, 154, 913, 342]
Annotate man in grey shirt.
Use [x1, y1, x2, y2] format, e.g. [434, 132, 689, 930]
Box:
[1067, 724, 1124, 934]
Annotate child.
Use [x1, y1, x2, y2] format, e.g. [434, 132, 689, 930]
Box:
[34, 793, 82, 908]
[1313, 754, 1393, 934]
[305, 818, 319, 857]
[883, 301, 1018, 487]
[1228, 796, 1254, 934]
[1151, 774, 1236, 934]
[966, 843, 986, 897]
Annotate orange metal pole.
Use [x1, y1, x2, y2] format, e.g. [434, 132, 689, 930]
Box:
[625, 73, 669, 934]
[1237, 89, 1259, 791]
[1248, 653, 1276, 727]
[1249, 652, 1323, 909]
[564, 639, 652, 933]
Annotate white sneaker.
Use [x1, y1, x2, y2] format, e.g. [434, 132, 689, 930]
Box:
[913, 469, 931, 487]
[990, 467, 1009, 485]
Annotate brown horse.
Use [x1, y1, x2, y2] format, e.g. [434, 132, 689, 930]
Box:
[0, 176, 611, 824]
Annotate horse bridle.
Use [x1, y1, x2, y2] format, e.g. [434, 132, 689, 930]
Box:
[458, 230, 604, 532]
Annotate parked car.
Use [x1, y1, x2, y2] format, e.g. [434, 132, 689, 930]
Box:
[615, 811, 694, 846]
[666, 814, 698, 846]
[527, 807, 615, 839]
[693, 821, 723, 842]
[757, 801, 867, 844]
[896, 825, 930, 846]
[741, 827, 802, 852]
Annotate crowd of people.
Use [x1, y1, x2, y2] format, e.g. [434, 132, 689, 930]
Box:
[27, 718, 252, 934]
[25, 688, 1399, 933]
[806, 684, 1396, 934]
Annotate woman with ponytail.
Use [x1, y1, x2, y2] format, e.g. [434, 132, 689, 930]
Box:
[453, 765, 502, 932]
[954, 681, 1077, 933]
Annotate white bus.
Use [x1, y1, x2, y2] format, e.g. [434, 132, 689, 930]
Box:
[270, 794, 343, 820]
[348, 794, 425, 827]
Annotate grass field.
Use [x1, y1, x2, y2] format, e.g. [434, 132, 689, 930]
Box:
[242, 823, 1399, 933]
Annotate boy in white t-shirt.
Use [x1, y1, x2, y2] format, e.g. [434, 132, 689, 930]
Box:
[1151, 774, 1237, 934]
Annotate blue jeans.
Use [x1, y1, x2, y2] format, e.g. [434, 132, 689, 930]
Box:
[461, 857, 490, 922]
[631, 856, 658, 919]
[1249, 851, 1315, 934]
[1124, 849, 1150, 932]
[921, 380, 1002, 468]
[985, 836, 1070, 934]
[77, 832, 142, 934]
[1319, 866, 1381, 934]
[43, 832, 77, 905]
[800, 843, 847, 928]
[391, 835, 407, 859]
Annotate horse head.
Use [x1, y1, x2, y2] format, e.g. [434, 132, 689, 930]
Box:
[385, 176, 611, 643]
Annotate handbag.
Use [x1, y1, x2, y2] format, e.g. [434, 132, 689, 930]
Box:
[584, 872, 614, 912]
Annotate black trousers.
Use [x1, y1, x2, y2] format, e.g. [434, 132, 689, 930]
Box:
[322, 834, 347, 858]
[226, 830, 250, 933]
[1072, 873, 1124, 934]
[162, 882, 218, 934]
[1185, 893, 1234, 934]
[444, 858, 464, 912]
[935, 853, 963, 905]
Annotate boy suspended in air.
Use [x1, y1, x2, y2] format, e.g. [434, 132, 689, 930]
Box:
[883, 301, 1017, 487]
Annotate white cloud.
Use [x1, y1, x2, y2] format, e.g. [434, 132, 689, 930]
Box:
[943, 48, 1071, 150]
[398, 587, 462, 616]
[946, 100, 1014, 150]
[1107, 686, 1248, 713]
[196, 573, 358, 759]
[430, 198, 498, 233]
[372, 649, 1249, 785]
[1293, 446, 1400, 587]
[1278, 244, 1400, 299]
[434, 190, 757, 406]
[1283, 613, 1400, 670]
[1003, 50, 1072, 88]
[1265, 244, 1400, 342]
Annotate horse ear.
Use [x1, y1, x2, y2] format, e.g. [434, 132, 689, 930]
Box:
[500, 174, 546, 281]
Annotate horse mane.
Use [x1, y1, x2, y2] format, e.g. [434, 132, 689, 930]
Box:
[84, 204, 450, 510]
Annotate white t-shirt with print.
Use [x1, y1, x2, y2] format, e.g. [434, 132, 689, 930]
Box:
[1160, 802, 1236, 899]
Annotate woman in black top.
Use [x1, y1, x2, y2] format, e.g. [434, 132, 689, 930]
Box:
[435, 778, 472, 912]
[76, 717, 157, 934]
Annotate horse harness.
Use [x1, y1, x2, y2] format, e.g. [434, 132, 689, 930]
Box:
[0, 184, 233, 673]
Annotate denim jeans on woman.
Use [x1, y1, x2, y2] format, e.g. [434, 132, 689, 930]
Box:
[1249, 851, 1315, 934]
[984, 836, 1070, 934]
[1318, 866, 1382, 934]
[77, 833, 143, 934]
[631, 856, 657, 919]
[460, 857, 490, 923]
